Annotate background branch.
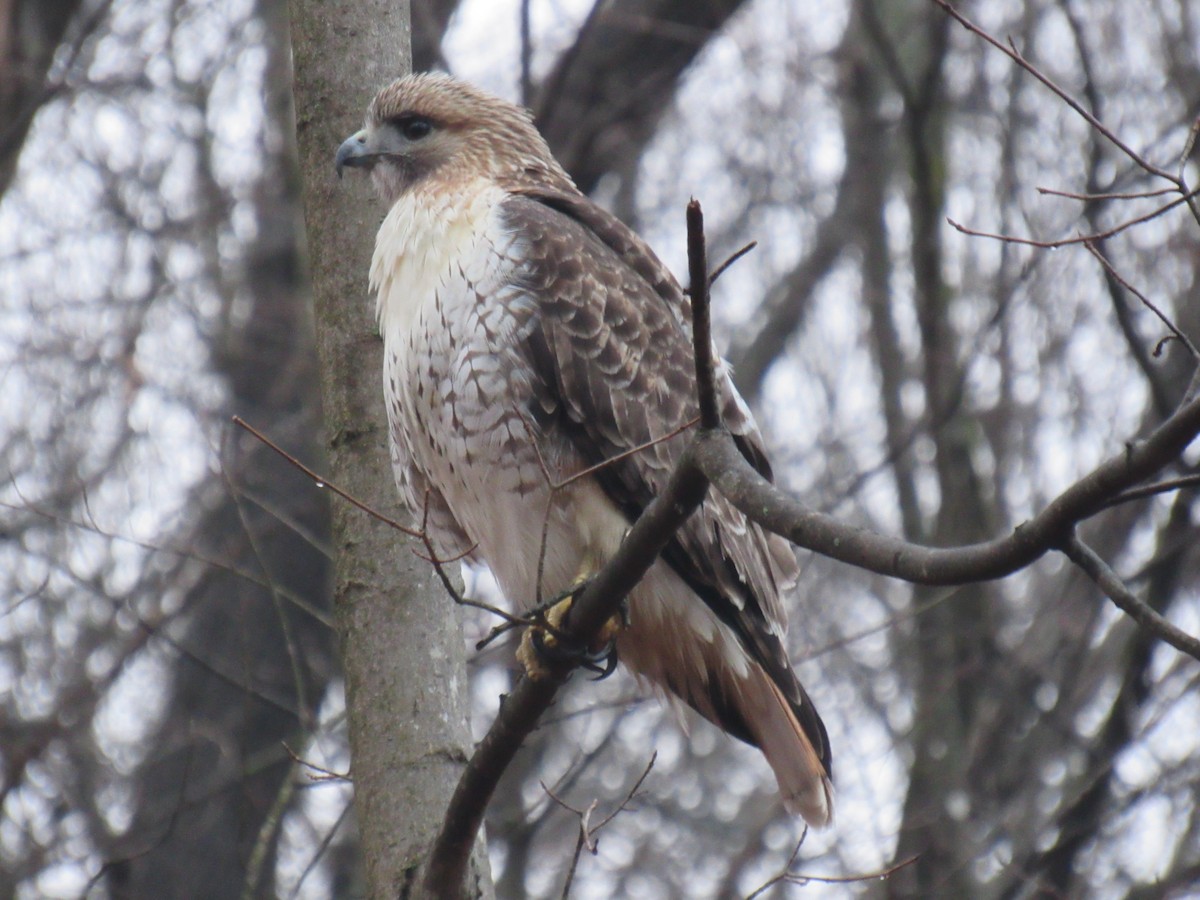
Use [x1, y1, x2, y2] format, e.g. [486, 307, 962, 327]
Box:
[1061, 532, 1200, 659]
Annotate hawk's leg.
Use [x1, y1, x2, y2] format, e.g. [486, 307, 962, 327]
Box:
[517, 569, 627, 681]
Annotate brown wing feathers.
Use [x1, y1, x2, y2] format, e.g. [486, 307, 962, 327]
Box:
[505, 192, 832, 782]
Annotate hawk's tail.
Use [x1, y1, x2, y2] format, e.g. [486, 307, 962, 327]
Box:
[615, 590, 832, 825]
[752, 672, 833, 826]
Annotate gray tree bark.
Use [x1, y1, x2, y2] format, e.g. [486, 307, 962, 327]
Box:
[287, 1, 491, 896]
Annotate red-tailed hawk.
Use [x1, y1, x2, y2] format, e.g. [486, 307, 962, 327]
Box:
[335, 73, 833, 825]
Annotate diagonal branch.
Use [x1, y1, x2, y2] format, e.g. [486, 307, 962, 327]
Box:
[1082, 241, 1200, 360]
[421, 444, 709, 897]
[931, 0, 1180, 185]
[1060, 532, 1200, 660]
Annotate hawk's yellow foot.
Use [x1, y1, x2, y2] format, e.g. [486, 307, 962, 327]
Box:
[516, 576, 626, 681]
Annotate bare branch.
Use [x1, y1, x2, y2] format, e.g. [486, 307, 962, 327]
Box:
[708, 240, 757, 286]
[1178, 115, 1200, 226]
[232, 415, 422, 539]
[1083, 242, 1200, 360]
[687, 199, 721, 430]
[1104, 475, 1200, 509]
[422, 448, 708, 897]
[931, 0, 1180, 185]
[287, 802, 353, 900]
[550, 416, 699, 491]
[542, 752, 657, 898]
[2, 499, 332, 626]
[517, 407, 700, 611]
[1037, 185, 1178, 202]
[946, 188, 1199, 249]
[282, 743, 351, 783]
[691, 387, 1200, 586]
[234, 415, 542, 650]
[746, 831, 918, 898]
[1061, 532, 1200, 661]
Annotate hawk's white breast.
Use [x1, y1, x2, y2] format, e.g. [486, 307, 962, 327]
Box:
[368, 177, 631, 606]
[370, 177, 555, 566]
[370, 177, 515, 341]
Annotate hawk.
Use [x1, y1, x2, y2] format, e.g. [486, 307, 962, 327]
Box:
[335, 73, 833, 825]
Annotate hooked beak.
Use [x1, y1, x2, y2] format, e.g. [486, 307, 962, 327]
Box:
[335, 129, 371, 179]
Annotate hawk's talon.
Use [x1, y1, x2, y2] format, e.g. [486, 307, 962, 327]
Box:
[583, 640, 619, 680]
[516, 586, 626, 681]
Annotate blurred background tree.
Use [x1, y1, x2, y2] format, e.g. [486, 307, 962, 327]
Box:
[2, 1, 1198, 898]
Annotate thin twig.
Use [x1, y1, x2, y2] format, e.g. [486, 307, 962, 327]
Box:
[234, 415, 524, 631]
[559, 816, 590, 898]
[1037, 185, 1178, 202]
[287, 801, 353, 900]
[932, 0, 1179, 184]
[947, 188, 1199, 249]
[517, 409, 700, 608]
[412, 491, 533, 632]
[543, 752, 657, 898]
[282, 743, 351, 782]
[744, 828, 807, 900]
[409, 542, 480, 566]
[1083, 241, 1200, 359]
[686, 199, 720, 429]
[1103, 474, 1200, 510]
[746, 832, 919, 898]
[551, 417, 699, 490]
[425, 565, 534, 633]
[1, 498, 332, 626]
[1179, 116, 1200, 227]
[515, 412, 560, 607]
[1061, 532, 1200, 661]
[709, 240, 758, 286]
[231, 415, 422, 538]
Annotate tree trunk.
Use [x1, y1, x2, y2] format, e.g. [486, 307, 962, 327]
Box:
[286, 1, 491, 895]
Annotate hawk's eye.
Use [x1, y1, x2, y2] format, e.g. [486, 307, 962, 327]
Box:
[394, 115, 433, 142]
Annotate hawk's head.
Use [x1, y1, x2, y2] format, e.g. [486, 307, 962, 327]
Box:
[335, 72, 575, 205]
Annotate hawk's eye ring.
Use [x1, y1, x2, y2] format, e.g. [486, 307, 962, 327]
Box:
[396, 115, 433, 141]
